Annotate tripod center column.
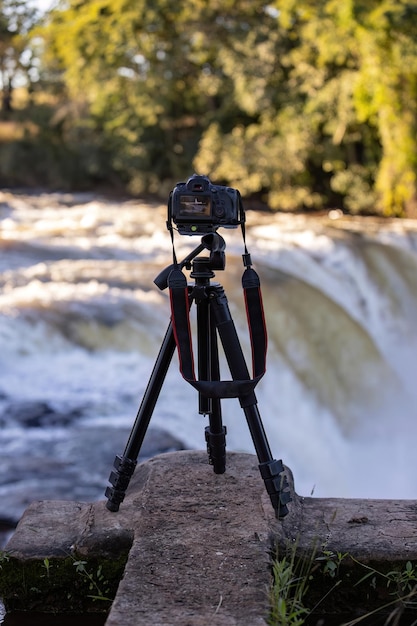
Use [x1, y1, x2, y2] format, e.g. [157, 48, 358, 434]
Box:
[189, 257, 216, 283]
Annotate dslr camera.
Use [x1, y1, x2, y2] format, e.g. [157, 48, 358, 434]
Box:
[168, 174, 243, 235]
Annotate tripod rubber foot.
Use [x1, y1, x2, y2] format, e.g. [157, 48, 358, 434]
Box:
[105, 454, 137, 512]
[205, 426, 227, 474]
[259, 459, 292, 518]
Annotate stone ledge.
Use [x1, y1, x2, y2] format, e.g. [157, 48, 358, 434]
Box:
[279, 494, 417, 561]
[2, 451, 417, 623]
[105, 451, 276, 626]
[2, 451, 277, 625]
[272, 474, 417, 616]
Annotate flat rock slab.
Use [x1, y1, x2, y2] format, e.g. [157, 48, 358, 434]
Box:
[105, 451, 276, 626]
[279, 495, 417, 561]
[275, 486, 417, 614]
[3, 450, 417, 623]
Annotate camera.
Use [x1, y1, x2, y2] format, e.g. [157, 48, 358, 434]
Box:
[168, 174, 243, 235]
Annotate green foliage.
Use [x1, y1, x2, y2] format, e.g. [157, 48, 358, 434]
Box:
[1, 0, 417, 214]
[352, 1, 417, 215]
[0, 552, 126, 613]
[315, 549, 348, 579]
[0, 550, 10, 569]
[72, 559, 112, 601]
[268, 544, 312, 626]
[353, 557, 417, 605]
[42, 557, 51, 579]
[270, 546, 417, 626]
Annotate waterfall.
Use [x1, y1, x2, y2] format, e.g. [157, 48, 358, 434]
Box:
[1, 192, 417, 517]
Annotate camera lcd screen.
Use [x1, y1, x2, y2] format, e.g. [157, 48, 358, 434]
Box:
[178, 195, 211, 218]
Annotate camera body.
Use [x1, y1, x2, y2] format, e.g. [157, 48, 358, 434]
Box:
[168, 174, 243, 235]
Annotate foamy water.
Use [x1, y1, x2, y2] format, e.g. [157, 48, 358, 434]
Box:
[1, 190, 417, 525]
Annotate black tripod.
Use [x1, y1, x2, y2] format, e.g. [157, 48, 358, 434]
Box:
[105, 234, 291, 518]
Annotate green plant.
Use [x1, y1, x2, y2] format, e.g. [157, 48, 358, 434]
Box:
[341, 558, 417, 626]
[315, 549, 348, 579]
[72, 559, 112, 602]
[0, 551, 10, 569]
[42, 557, 51, 579]
[268, 541, 318, 626]
[270, 542, 417, 626]
[353, 557, 417, 599]
[269, 557, 309, 625]
[387, 561, 417, 599]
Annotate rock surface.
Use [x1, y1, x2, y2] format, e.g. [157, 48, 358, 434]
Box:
[3, 450, 417, 623]
[275, 480, 417, 615]
[2, 451, 278, 625]
[279, 494, 417, 561]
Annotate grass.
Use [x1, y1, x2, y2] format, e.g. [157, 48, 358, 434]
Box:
[0, 550, 128, 614]
[268, 542, 417, 626]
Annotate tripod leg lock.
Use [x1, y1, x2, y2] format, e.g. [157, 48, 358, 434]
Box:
[205, 426, 227, 475]
[259, 459, 292, 519]
[105, 455, 137, 512]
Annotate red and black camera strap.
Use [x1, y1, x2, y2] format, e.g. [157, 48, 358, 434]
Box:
[167, 224, 267, 400]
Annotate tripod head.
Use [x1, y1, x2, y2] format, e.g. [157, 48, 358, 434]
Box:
[154, 232, 226, 291]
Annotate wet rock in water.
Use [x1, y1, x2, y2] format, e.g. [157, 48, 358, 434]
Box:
[140, 427, 186, 457]
[4, 400, 84, 428]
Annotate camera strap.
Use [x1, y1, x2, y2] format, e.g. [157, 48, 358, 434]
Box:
[167, 254, 267, 400]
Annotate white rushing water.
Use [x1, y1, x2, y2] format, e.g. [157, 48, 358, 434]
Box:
[1, 190, 417, 518]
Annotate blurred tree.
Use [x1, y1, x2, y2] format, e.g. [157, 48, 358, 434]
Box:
[23, 0, 417, 213]
[195, 0, 379, 211]
[195, 0, 417, 214]
[0, 0, 39, 112]
[38, 0, 243, 192]
[353, 0, 417, 215]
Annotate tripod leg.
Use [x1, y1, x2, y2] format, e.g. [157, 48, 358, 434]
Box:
[209, 286, 291, 518]
[242, 403, 291, 518]
[196, 295, 226, 474]
[105, 322, 176, 511]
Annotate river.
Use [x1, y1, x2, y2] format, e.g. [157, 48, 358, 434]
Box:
[1, 189, 417, 541]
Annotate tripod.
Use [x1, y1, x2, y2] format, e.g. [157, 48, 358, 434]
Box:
[105, 234, 291, 518]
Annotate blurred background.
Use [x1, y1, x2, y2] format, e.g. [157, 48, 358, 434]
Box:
[2, 0, 417, 217]
[1, 0, 417, 540]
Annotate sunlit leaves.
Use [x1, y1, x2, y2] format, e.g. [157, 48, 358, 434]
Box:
[28, 0, 417, 214]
